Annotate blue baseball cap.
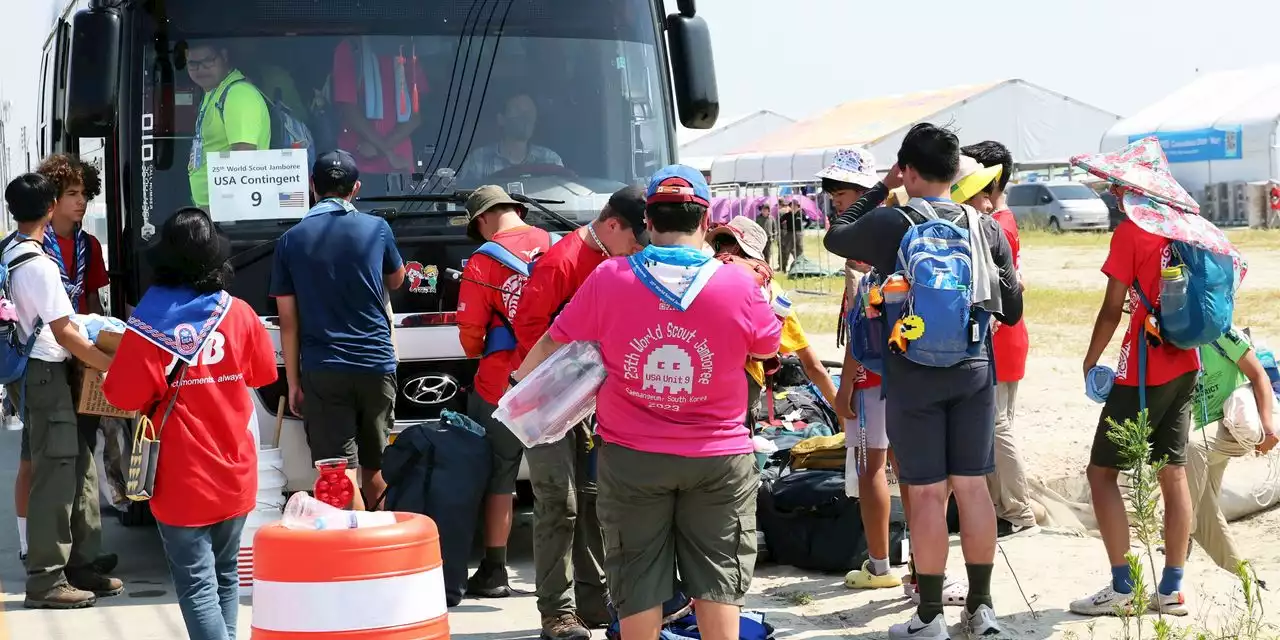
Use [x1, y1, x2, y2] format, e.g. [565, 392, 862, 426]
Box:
[646, 164, 711, 208]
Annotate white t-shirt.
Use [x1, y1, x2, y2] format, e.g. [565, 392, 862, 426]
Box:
[3, 239, 74, 363]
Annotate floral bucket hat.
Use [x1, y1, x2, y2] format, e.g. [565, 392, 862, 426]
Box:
[1072, 137, 1245, 279]
[816, 147, 879, 189]
[1070, 136, 1199, 213]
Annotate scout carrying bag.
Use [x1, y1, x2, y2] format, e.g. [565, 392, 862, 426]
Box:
[471, 233, 561, 355]
[892, 200, 991, 367]
[0, 235, 47, 385]
[216, 78, 316, 164]
[125, 365, 188, 501]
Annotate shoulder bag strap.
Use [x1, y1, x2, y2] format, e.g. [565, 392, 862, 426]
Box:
[153, 364, 189, 436]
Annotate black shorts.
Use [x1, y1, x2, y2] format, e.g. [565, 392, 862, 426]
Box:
[301, 370, 397, 470]
[468, 394, 525, 496]
[1090, 371, 1195, 469]
[883, 358, 996, 485]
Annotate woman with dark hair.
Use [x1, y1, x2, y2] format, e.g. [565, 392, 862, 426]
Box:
[104, 207, 277, 640]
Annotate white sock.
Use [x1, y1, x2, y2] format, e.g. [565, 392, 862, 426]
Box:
[17, 517, 27, 555]
[869, 555, 890, 576]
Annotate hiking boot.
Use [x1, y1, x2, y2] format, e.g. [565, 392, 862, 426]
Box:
[24, 583, 97, 609]
[541, 613, 591, 640]
[466, 561, 512, 598]
[66, 567, 125, 598]
[92, 553, 119, 575]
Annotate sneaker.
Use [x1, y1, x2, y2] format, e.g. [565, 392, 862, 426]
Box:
[466, 561, 512, 598]
[541, 613, 591, 640]
[1069, 584, 1137, 617]
[846, 559, 905, 589]
[24, 583, 97, 609]
[1149, 591, 1189, 617]
[888, 611, 949, 640]
[965, 604, 1001, 636]
[996, 518, 1041, 539]
[66, 568, 125, 598]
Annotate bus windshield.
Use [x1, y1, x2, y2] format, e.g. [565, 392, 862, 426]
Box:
[136, 0, 674, 236]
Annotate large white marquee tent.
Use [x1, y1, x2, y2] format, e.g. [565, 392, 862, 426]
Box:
[710, 79, 1121, 185]
[1102, 65, 1280, 189]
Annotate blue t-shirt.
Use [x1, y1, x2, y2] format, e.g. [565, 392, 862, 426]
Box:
[269, 199, 404, 373]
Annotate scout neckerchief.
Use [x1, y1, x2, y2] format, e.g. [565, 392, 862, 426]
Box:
[126, 285, 232, 365]
[43, 224, 89, 306]
[627, 244, 721, 311]
[303, 197, 357, 220]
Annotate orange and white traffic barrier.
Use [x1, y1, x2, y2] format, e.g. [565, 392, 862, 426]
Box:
[251, 512, 449, 639]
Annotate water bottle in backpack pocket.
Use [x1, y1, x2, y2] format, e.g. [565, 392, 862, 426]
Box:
[894, 204, 989, 367]
[1155, 242, 1235, 349]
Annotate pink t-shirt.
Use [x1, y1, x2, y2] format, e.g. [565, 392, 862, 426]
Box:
[550, 257, 782, 457]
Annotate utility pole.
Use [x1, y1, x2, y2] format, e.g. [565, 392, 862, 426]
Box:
[20, 126, 29, 171]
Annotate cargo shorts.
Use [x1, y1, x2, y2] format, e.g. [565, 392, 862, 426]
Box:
[595, 442, 759, 619]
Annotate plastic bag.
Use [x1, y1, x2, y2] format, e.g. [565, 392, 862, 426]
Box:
[494, 341, 605, 448]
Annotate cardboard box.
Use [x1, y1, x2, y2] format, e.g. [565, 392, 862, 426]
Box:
[76, 366, 136, 419]
[96, 329, 123, 353]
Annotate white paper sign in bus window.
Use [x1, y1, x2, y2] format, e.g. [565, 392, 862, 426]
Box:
[206, 149, 309, 222]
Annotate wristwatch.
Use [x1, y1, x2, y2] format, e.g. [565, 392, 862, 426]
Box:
[508, 373, 520, 387]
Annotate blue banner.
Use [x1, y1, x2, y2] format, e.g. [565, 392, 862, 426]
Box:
[1129, 127, 1243, 163]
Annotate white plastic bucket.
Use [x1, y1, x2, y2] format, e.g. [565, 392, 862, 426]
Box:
[257, 448, 287, 510]
[238, 508, 282, 596]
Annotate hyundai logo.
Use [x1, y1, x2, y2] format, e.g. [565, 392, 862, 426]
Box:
[402, 375, 460, 406]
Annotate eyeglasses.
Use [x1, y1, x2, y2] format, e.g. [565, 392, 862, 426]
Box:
[187, 55, 222, 71]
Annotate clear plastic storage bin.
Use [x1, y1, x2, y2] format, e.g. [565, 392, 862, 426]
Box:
[494, 341, 606, 447]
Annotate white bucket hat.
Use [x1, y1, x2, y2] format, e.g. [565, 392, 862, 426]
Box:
[816, 147, 879, 189]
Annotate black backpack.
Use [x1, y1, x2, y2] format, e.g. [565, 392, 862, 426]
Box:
[378, 412, 491, 606]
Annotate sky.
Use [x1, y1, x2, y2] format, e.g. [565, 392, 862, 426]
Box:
[3, 0, 1279, 167]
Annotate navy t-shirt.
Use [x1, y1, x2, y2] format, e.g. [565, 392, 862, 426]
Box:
[269, 200, 404, 373]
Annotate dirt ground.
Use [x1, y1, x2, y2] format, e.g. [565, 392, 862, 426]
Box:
[745, 230, 1280, 639]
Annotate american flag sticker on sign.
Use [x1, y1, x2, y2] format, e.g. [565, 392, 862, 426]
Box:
[279, 192, 306, 208]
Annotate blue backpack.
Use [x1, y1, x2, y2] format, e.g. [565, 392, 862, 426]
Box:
[216, 78, 317, 166]
[0, 235, 47, 390]
[1135, 242, 1235, 350]
[846, 270, 888, 376]
[472, 233, 562, 355]
[893, 200, 991, 368]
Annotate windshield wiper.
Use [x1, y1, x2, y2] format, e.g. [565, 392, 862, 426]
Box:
[359, 190, 579, 230]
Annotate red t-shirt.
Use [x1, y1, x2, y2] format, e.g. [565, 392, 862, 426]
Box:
[851, 364, 881, 390]
[51, 231, 110, 313]
[991, 210, 1029, 382]
[457, 225, 554, 405]
[102, 297, 278, 527]
[1101, 220, 1200, 387]
[331, 40, 430, 175]
[512, 228, 605, 363]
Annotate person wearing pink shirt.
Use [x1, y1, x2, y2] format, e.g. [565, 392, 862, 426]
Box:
[512, 165, 781, 640]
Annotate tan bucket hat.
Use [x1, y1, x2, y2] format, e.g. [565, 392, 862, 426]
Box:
[465, 185, 526, 240]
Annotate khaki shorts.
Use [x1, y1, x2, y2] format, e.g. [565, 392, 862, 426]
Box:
[301, 370, 397, 470]
[596, 443, 758, 618]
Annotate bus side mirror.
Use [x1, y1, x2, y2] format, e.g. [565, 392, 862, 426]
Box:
[666, 11, 719, 130]
[65, 8, 122, 138]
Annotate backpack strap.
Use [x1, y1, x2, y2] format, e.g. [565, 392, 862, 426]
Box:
[474, 242, 533, 277]
[214, 78, 249, 121]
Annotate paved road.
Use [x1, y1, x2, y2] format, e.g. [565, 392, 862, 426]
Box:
[0, 426, 548, 640]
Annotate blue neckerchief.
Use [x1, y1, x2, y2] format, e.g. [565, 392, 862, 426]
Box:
[42, 225, 89, 306]
[627, 244, 721, 311]
[126, 285, 233, 364]
[921, 196, 953, 203]
[303, 197, 357, 220]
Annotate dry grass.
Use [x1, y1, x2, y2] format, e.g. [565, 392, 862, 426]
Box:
[783, 227, 1280, 346]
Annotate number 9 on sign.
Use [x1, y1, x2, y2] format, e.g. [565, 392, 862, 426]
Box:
[251, 192, 262, 207]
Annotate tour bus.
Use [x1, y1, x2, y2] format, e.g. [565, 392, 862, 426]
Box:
[43, 0, 718, 521]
